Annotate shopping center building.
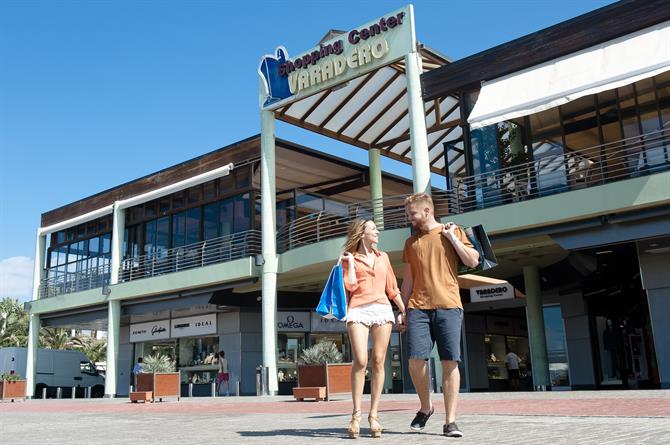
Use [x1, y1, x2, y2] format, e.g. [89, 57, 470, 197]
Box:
[25, 0, 670, 397]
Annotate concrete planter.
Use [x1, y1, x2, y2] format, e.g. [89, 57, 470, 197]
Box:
[297, 363, 352, 400]
[135, 372, 180, 402]
[1, 380, 27, 402]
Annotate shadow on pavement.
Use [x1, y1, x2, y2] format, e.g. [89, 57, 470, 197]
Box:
[237, 428, 411, 438]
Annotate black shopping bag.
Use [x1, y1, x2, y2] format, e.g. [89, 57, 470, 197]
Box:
[458, 224, 498, 275]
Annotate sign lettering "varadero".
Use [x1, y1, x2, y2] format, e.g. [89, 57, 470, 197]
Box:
[278, 12, 405, 94]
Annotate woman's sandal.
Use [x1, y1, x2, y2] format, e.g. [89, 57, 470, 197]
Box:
[368, 415, 382, 438]
[348, 410, 362, 438]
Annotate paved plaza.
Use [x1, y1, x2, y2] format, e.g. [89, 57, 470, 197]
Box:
[1, 390, 669, 444]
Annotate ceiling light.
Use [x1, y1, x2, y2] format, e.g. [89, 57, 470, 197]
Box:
[595, 250, 613, 255]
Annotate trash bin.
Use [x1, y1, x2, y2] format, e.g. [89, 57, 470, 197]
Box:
[256, 365, 269, 396]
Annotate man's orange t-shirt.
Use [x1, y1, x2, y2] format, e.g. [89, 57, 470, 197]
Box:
[403, 225, 473, 310]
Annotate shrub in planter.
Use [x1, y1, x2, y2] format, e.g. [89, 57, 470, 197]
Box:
[135, 354, 180, 402]
[1, 372, 27, 401]
[296, 341, 351, 400]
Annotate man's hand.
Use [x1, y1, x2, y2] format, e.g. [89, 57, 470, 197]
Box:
[397, 312, 408, 333]
[442, 222, 459, 243]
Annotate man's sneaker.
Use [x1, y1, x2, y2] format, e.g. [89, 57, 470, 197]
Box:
[443, 422, 463, 437]
[410, 406, 434, 431]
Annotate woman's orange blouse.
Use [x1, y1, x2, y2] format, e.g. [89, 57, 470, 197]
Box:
[341, 251, 400, 309]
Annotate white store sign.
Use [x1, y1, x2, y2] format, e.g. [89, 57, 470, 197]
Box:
[310, 312, 347, 333]
[277, 312, 310, 332]
[470, 284, 515, 303]
[129, 319, 171, 343]
[171, 313, 217, 338]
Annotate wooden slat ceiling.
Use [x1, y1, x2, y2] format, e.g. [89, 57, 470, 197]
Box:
[274, 45, 461, 175]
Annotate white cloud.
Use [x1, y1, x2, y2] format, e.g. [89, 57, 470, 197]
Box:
[0, 256, 34, 302]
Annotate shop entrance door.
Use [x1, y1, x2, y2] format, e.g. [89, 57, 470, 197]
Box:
[593, 315, 649, 388]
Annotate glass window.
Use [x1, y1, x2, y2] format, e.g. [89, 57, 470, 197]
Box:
[233, 194, 250, 232]
[203, 180, 216, 200]
[187, 185, 202, 204]
[172, 211, 186, 248]
[219, 175, 233, 196]
[101, 233, 111, 255]
[235, 166, 251, 189]
[203, 203, 219, 240]
[543, 305, 570, 387]
[277, 333, 306, 383]
[89, 236, 100, 256]
[159, 197, 170, 214]
[529, 107, 567, 195]
[144, 201, 157, 219]
[219, 198, 234, 236]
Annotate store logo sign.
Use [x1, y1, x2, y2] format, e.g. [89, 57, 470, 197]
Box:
[470, 284, 514, 303]
[277, 312, 310, 332]
[258, 6, 413, 109]
[130, 319, 170, 343]
[171, 313, 217, 338]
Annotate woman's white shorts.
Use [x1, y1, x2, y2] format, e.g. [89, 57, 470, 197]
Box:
[346, 302, 395, 326]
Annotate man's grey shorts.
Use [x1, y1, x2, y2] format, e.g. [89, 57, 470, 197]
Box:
[407, 308, 463, 361]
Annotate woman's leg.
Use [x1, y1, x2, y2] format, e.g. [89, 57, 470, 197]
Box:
[347, 322, 370, 414]
[368, 322, 392, 418]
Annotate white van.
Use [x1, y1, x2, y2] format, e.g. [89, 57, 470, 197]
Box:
[0, 347, 105, 398]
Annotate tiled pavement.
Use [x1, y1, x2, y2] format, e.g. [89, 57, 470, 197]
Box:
[1, 390, 669, 444]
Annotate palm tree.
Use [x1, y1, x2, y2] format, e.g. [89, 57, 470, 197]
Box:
[39, 327, 73, 350]
[0, 298, 28, 347]
[70, 335, 107, 363]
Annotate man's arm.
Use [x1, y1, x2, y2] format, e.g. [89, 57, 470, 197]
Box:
[400, 264, 413, 308]
[443, 222, 480, 268]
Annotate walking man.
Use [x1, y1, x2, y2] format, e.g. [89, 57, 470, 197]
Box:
[401, 193, 480, 437]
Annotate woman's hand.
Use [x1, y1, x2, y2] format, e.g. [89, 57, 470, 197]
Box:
[340, 252, 354, 262]
[396, 312, 407, 333]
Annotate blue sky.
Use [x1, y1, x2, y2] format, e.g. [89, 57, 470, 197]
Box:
[0, 0, 613, 300]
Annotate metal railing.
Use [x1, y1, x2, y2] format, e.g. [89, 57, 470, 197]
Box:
[39, 262, 111, 298]
[448, 127, 670, 213]
[276, 128, 670, 252]
[119, 230, 261, 282]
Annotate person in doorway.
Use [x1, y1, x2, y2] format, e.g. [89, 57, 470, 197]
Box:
[505, 349, 522, 390]
[132, 357, 143, 387]
[216, 350, 230, 396]
[401, 193, 480, 438]
[340, 218, 406, 439]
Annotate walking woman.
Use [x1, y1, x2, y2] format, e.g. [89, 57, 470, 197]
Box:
[340, 219, 406, 438]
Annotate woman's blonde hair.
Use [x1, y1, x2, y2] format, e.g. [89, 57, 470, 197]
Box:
[342, 218, 375, 254]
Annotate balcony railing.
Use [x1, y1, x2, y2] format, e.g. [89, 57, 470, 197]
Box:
[119, 230, 261, 282]
[448, 126, 670, 213]
[277, 128, 670, 252]
[39, 262, 111, 299]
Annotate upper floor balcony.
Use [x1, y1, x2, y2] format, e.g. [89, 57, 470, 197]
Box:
[37, 128, 669, 300]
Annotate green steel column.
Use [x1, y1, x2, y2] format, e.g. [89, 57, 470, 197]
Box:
[405, 50, 431, 195]
[26, 231, 45, 397]
[368, 148, 384, 230]
[260, 79, 279, 395]
[104, 299, 121, 397]
[523, 265, 550, 390]
[110, 203, 125, 285]
[25, 314, 40, 398]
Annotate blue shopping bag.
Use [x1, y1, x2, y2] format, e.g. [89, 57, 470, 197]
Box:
[316, 259, 348, 321]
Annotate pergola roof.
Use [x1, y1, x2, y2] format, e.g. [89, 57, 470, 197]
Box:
[274, 44, 463, 175]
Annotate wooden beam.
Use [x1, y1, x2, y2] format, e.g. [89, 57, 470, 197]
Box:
[300, 90, 332, 122]
[337, 71, 402, 136]
[320, 72, 375, 128]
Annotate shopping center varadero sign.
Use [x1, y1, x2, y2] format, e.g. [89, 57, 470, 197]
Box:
[470, 284, 515, 303]
[259, 5, 415, 109]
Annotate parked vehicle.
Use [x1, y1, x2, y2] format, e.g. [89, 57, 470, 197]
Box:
[0, 347, 105, 398]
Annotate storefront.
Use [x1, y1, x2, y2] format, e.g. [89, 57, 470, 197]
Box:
[129, 307, 223, 396]
[275, 310, 404, 395]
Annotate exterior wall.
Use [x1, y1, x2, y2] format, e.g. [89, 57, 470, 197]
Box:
[218, 311, 242, 394]
[117, 324, 132, 396]
[638, 248, 670, 389]
[465, 314, 488, 390]
[560, 291, 596, 389]
[239, 312, 262, 395]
